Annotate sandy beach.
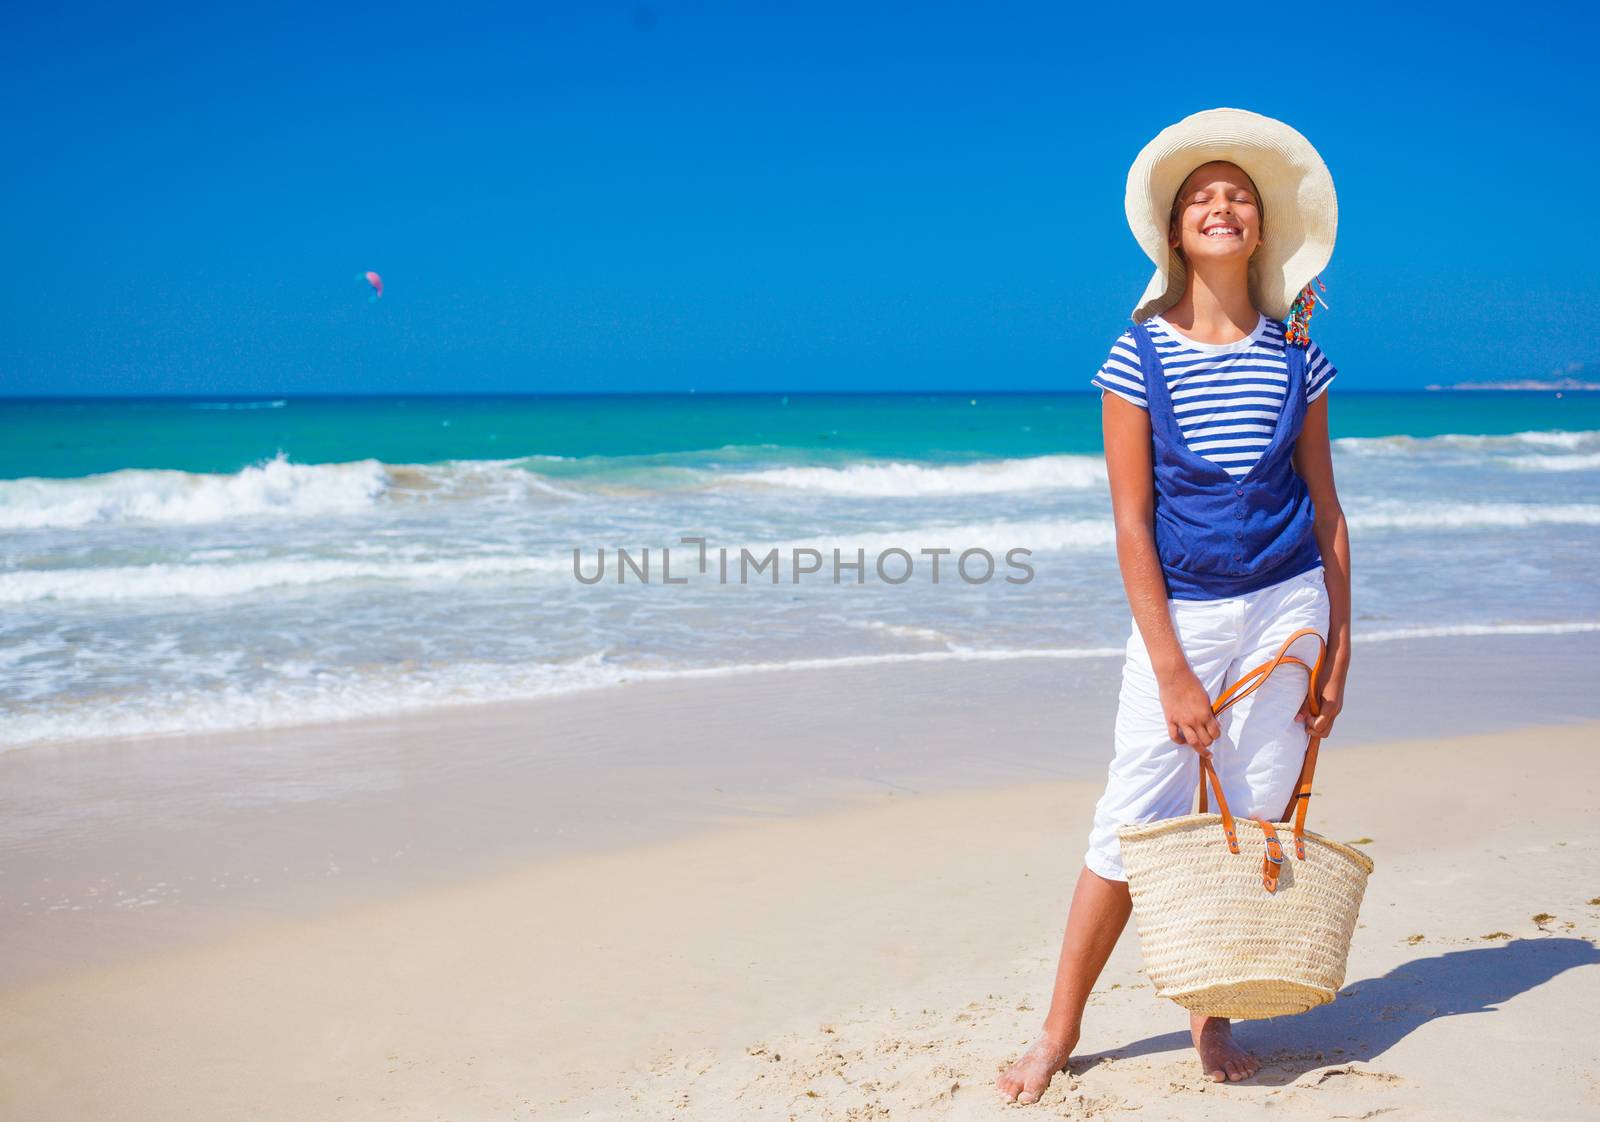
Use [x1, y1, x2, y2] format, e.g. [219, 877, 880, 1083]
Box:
[3, 639, 1599, 1121]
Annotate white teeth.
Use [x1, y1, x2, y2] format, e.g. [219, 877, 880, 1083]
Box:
[1204, 227, 1239, 237]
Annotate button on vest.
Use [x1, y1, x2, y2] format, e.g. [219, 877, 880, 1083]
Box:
[1127, 319, 1323, 601]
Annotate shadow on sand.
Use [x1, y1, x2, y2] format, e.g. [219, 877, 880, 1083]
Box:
[1075, 937, 1600, 1084]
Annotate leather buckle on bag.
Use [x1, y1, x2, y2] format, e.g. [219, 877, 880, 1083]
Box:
[1259, 820, 1285, 894]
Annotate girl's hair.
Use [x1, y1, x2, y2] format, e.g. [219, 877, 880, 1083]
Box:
[1167, 163, 1264, 263]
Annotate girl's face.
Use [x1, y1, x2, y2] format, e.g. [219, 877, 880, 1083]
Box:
[1168, 161, 1262, 267]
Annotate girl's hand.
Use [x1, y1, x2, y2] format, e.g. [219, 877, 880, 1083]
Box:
[1295, 675, 1344, 739]
[1158, 668, 1221, 758]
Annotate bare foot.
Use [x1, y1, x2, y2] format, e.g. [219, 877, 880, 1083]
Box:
[996, 1029, 1077, 1105]
[1190, 1013, 1259, 1083]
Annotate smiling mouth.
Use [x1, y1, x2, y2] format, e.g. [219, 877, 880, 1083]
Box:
[1203, 225, 1242, 238]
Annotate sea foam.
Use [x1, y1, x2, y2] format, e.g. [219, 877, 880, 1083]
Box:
[1334, 428, 1600, 457]
[0, 553, 568, 604]
[0, 455, 388, 529]
[1348, 499, 1600, 530]
[730, 454, 1106, 496]
[0, 454, 586, 530]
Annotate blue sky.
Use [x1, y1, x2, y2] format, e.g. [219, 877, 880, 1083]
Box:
[2, 2, 1595, 395]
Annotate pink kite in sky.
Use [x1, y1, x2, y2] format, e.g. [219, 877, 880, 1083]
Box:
[364, 271, 383, 301]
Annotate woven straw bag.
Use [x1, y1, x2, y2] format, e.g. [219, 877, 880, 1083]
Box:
[1117, 626, 1374, 1020]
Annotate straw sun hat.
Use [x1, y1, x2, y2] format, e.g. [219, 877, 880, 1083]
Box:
[1126, 107, 1337, 326]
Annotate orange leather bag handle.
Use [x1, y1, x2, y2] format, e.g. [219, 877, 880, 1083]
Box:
[1195, 626, 1327, 870]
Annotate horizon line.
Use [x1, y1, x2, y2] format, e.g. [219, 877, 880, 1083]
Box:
[0, 386, 1547, 402]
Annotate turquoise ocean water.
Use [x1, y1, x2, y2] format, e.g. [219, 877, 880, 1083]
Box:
[3, 391, 1599, 748]
[8, 391, 1600, 479]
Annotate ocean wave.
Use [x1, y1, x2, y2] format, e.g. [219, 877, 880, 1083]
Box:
[13, 494, 1595, 605]
[679, 517, 1116, 569]
[0, 553, 568, 604]
[796, 503, 1596, 559]
[0, 518, 1113, 605]
[0, 454, 588, 529]
[1358, 621, 1600, 641]
[1505, 451, 1600, 472]
[1334, 429, 1600, 456]
[189, 400, 288, 410]
[825, 517, 1116, 556]
[0, 455, 390, 529]
[729, 454, 1106, 496]
[787, 499, 1600, 554]
[1348, 499, 1600, 530]
[1424, 378, 1600, 391]
[385, 458, 586, 502]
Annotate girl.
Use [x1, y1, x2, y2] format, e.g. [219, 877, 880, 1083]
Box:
[997, 108, 1351, 1103]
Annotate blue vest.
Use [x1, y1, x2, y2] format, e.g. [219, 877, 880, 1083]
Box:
[1128, 318, 1323, 601]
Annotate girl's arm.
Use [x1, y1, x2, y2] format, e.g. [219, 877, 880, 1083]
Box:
[1291, 392, 1351, 738]
[1102, 392, 1222, 754]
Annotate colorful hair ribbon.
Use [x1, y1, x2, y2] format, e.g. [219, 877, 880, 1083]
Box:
[1285, 275, 1328, 347]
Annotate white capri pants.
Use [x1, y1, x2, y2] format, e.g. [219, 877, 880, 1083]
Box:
[1083, 564, 1330, 882]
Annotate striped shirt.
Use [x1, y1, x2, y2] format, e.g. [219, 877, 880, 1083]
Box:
[1091, 314, 1337, 480]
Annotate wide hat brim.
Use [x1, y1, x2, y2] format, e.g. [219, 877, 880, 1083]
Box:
[1126, 107, 1336, 324]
